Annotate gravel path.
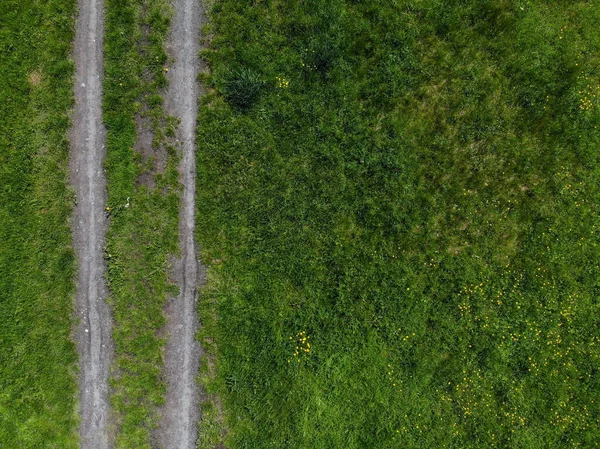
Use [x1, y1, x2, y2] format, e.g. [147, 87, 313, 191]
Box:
[157, 0, 204, 447]
[69, 0, 112, 447]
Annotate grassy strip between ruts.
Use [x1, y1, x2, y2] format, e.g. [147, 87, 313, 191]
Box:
[0, 1, 78, 447]
[103, 0, 180, 446]
[196, 1, 600, 448]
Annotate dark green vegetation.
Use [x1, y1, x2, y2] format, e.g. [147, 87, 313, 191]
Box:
[103, 0, 179, 446]
[197, 1, 600, 448]
[0, 1, 78, 447]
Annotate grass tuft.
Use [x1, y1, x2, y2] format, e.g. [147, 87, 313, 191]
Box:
[221, 67, 264, 111]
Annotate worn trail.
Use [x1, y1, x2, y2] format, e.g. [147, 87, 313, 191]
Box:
[157, 0, 204, 447]
[70, 0, 112, 448]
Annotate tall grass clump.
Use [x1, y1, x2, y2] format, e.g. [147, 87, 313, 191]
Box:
[221, 67, 263, 110]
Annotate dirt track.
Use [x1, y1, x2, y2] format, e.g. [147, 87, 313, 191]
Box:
[156, 0, 204, 447]
[70, 0, 112, 447]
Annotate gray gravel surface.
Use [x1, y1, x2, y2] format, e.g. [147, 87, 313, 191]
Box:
[69, 0, 112, 447]
[156, 0, 205, 448]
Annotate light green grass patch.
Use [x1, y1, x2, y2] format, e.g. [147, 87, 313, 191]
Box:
[0, 1, 78, 447]
[103, 0, 180, 446]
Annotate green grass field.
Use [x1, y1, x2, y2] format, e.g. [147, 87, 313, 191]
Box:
[103, 0, 180, 446]
[2, 1, 600, 447]
[196, 1, 600, 447]
[0, 1, 78, 447]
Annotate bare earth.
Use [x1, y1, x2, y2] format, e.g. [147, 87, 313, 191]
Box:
[157, 0, 205, 447]
[69, 0, 112, 448]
